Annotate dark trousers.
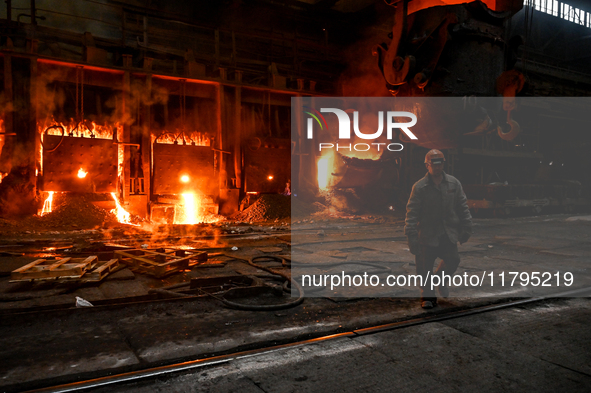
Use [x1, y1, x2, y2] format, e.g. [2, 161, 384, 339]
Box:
[415, 234, 460, 302]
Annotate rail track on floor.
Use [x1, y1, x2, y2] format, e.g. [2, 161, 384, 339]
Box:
[22, 286, 591, 393]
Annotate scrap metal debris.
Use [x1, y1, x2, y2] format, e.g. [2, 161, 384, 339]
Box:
[2, 194, 143, 232]
[29, 194, 120, 229]
[233, 195, 291, 222]
[292, 198, 324, 219]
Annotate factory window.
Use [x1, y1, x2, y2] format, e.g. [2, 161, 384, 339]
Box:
[526, 0, 589, 27]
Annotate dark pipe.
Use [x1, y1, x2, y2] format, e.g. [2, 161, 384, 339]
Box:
[6, 0, 11, 24]
[30, 0, 35, 25]
[17, 13, 44, 25]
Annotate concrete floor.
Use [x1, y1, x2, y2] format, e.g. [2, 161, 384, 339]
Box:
[0, 214, 590, 392]
[92, 298, 591, 393]
[291, 214, 591, 298]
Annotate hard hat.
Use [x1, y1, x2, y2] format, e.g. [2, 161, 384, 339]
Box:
[425, 149, 445, 164]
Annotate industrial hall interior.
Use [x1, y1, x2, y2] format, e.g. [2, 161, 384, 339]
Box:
[0, 0, 591, 392]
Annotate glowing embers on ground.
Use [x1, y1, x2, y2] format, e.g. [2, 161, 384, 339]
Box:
[41, 191, 55, 216]
[77, 168, 88, 178]
[110, 192, 138, 226]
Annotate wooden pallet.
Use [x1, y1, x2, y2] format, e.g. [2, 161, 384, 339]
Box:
[115, 248, 206, 278]
[11, 256, 97, 281]
[49, 258, 121, 283]
[78, 258, 120, 282]
[172, 249, 208, 266]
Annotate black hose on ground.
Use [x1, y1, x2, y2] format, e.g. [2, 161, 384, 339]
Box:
[219, 254, 304, 311]
[147, 255, 393, 310]
[146, 257, 304, 311]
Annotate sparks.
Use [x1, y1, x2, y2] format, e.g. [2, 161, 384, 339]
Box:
[77, 168, 88, 178]
[41, 192, 54, 216]
[267, 175, 274, 180]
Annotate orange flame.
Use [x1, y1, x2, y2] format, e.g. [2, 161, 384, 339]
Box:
[38, 118, 123, 176]
[77, 168, 88, 178]
[180, 175, 190, 183]
[42, 119, 118, 139]
[110, 192, 138, 226]
[41, 191, 54, 216]
[151, 131, 210, 146]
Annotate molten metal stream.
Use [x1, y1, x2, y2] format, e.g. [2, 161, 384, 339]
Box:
[110, 192, 138, 226]
[175, 193, 199, 224]
[41, 191, 54, 216]
[317, 151, 335, 190]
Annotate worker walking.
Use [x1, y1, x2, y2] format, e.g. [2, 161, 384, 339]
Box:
[404, 149, 473, 309]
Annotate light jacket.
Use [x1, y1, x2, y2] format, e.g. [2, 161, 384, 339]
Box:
[404, 172, 472, 246]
